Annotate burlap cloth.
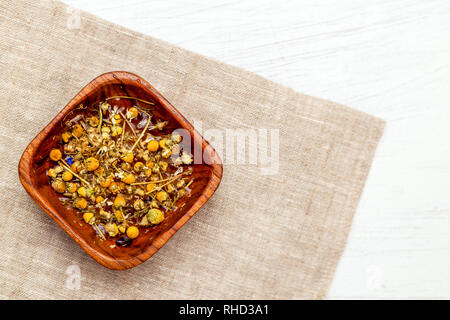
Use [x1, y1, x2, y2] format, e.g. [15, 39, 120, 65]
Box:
[0, 0, 384, 299]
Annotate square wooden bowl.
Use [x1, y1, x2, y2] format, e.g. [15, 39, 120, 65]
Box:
[18, 71, 223, 270]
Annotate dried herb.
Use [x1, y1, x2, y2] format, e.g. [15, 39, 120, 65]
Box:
[46, 97, 193, 242]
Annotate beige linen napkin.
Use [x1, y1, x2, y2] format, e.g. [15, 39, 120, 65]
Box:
[0, 0, 384, 299]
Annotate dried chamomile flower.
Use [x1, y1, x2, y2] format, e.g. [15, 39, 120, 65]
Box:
[122, 152, 134, 163]
[161, 148, 171, 159]
[85, 157, 99, 171]
[135, 188, 145, 197]
[100, 101, 110, 113]
[126, 226, 139, 239]
[122, 173, 136, 184]
[121, 162, 131, 171]
[151, 162, 160, 174]
[111, 126, 123, 137]
[94, 166, 104, 176]
[49, 149, 62, 161]
[166, 183, 175, 194]
[51, 179, 66, 193]
[77, 186, 87, 197]
[176, 179, 185, 188]
[172, 157, 183, 166]
[155, 120, 168, 131]
[147, 140, 159, 152]
[99, 209, 111, 220]
[109, 181, 124, 194]
[159, 161, 168, 171]
[48, 168, 58, 178]
[88, 116, 99, 127]
[139, 215, 149, 226]
[156, 191, 169, 203]
[181, 152, 193, 164]
[105, 223, 119, 237]
[66, 183, 77, 193]
[72, 124, 84, 138]
[126, 107, 139, 119]
[171, 133, 182, 143]
[150, 200, 159, 208]
[62, 132, 72, 143]
[133, 162, 144, 172]
[99, 176, 113, 188]
[83, 212, 95, 224]
[71, 160, 82, 173]
[54, 166, 64, 174]
[74, 198, 87, 209]
[147, 209, 164, 225]
[146, 183, 156, 193]
[133, 199, 145, 211]
[112, 114, 122, 125]
[159, 139, 167, 149]
[114, 210, 124, 223]
[101, 125, 111, 133]
[113, 194, 126, 208]
[62, 171, 73, 181]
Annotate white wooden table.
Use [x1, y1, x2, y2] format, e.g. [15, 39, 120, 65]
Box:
[62, 0, 450, 299]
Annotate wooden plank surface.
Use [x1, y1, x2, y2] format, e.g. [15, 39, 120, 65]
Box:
[61, 0, 450, 299]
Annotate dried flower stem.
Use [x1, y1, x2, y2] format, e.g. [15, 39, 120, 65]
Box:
[185, 179, 194, 189]
[59, 160, 91, 188]
[131, 172, 188, 185]
[145, 175, 184, 195]
[94, 224, 106, 240]
[112, 161, 121, 173]
[119, 111, 137, 137]
[129, 115, 151, 152]
[97, 104, 102, 133]
[120, 119, 126, 146]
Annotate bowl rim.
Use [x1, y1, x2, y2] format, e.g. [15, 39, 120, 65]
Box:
[18, 71, 223, 270]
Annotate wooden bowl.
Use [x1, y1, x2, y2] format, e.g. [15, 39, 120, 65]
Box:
[18, 71, 223, 270]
